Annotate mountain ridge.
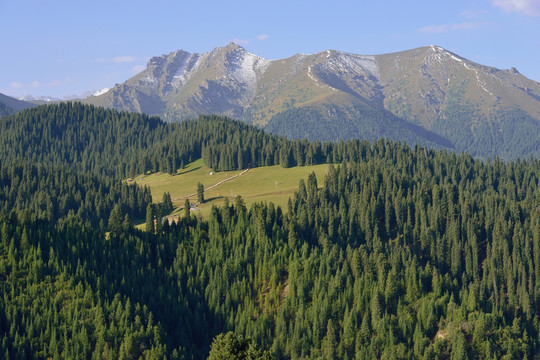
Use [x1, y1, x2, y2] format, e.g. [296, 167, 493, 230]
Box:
[0, 92, 36, 116]
[84, 43, 540, 159]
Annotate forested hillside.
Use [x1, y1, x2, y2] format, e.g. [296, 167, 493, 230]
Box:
[0, 102, 419, 176]
[263, 105, 454, 148]
[0, 161, 151, 226]
[2, 103, 540, 358]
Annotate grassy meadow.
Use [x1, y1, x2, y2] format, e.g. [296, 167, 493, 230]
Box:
[132, 158, 329, 222]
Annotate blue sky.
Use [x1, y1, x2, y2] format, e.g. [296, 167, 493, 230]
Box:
[1, 0, 539, 98]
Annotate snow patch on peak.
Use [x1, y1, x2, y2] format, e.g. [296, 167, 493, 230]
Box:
[425, 46, 494, 97]
[171, 52, 203, 88]
[429, 45, 445, 53]
[226, 50, 270, 99]
[321, 51, 380, 79]
[425, 46, 464, 66]
[307, 65, 337, 91]
[239, 51, 270, 77]
[93, 88, 110, 96]
[462, 62, 494, 97]
[19, 95, 35, 101]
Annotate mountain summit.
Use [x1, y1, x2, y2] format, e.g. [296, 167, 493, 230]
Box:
[85, 44, 540, 159]
[86, 43, 268, 119]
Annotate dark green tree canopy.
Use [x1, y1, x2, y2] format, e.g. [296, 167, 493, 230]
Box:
[208, 332, 274, 360]
[2, 102, 540, 359]
[198, 182, 205, 203]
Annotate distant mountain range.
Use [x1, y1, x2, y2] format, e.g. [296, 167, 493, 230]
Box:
[0, 92, 102, 115]
[51, 43, 540, 158]
[17, 89, 109, 103]
[0, 93, 35, 116]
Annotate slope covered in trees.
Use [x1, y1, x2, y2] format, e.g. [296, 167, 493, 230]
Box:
[264, 104, 454, 150]
[0, 161, 151, 226]
[0, 102, 434, 177]
[2, 103, 540, 358]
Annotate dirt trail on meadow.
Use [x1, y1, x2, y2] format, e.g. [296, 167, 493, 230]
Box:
[174, 168, 250, 201]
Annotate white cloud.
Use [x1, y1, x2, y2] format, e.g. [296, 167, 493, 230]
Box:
[112, 55, 137, 63]
[493, 0, 540, 15]
[31, 78, 71, 88]
[257, 34, 268, 41]
[132, 65, 145, 74]
[419, 22, 487, 33]
[10, 81, 23, 89]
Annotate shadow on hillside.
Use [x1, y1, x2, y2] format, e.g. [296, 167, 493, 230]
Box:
[203, 196, 223, 203]
[178, 166, 202, 176]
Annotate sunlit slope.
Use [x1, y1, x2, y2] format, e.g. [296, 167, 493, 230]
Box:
[133, 158, 330, 219]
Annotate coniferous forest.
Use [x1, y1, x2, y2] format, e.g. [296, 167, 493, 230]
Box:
[2, 102, 540, 358]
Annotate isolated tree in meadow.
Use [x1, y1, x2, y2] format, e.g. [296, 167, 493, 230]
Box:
[197, 182, 205, 203]
[184, 198, 191, 219]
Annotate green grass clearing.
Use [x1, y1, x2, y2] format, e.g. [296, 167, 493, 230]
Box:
[131, 158, 329, 223]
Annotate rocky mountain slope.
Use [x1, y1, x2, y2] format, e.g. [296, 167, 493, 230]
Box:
[85, 43, 540, 159]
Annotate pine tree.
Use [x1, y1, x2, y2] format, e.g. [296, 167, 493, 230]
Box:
[450, 331, 467, 360]
[184, 199, 191, 219]
[161, 192, 173, 215]
[155, 205, 162, 234]
[108, 204, 124, 236]
[197, 182, 205, 203]
[20, 228, 30, 251]
[324, 319, 337, 360]
[208, 332, 273, 359]
[145, 203, 155, 233]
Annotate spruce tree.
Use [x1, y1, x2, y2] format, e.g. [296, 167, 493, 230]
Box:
[145, 203, 155, 233]
[197, 182, 205, 203]
[108, 204, 124, 236]
[184, 199, 191, 219]
[161, 192, 173, 214]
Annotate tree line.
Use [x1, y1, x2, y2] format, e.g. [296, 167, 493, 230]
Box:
[0, 102, 447, 178]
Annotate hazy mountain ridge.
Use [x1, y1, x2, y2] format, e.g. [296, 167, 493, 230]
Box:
[0, 93, 36, 116]
[84, 43, 540, 159]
